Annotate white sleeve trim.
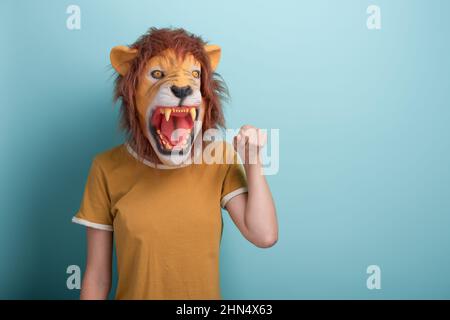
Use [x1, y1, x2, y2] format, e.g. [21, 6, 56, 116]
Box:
[71, 217, 113, 231]
[220, 187, 248, 208]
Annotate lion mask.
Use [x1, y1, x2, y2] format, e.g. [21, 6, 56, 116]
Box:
[111, 28, 226, 166]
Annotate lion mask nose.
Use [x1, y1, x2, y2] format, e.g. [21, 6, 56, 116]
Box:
[170, 85, 193, 99]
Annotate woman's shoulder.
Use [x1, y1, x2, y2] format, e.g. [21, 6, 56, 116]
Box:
[92, 144, 130, 171]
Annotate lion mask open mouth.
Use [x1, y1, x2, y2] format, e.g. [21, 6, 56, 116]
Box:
[150, 106, 199, 154]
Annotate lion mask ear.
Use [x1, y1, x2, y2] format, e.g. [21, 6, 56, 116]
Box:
[204, 45, 221, 71]
[110, 45, 138, 76]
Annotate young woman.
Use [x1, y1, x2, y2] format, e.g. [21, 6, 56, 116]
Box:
[72, 28, 278, 299]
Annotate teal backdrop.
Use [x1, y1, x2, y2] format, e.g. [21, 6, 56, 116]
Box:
[1, 0, 450, 299]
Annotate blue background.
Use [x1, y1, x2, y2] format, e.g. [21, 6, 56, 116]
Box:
[1, 0, 449, 299]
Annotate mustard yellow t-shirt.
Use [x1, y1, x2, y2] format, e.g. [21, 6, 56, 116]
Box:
[72, 142, 247, 300]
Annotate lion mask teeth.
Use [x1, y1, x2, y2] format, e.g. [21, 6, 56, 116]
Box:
[159, 107, 196, 122]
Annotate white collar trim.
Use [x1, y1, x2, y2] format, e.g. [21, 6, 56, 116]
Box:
[125, 143, 192, 170]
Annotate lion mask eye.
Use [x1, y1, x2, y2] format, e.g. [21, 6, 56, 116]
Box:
[150, 70, 165, 80]
[192, 70, 201, 79]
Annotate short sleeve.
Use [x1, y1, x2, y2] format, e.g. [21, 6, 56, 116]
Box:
[71, 158, 114, 231]
[220, 148, 248, 208]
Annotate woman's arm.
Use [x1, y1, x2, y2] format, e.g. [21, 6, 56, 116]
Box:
[226, 125, 278, 248]
[80, 227, 113, 300]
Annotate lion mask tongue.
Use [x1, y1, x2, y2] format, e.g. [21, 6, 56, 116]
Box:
[160, 114, 191, 145]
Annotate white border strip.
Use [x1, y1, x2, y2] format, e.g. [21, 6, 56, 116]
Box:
[125, 143, 191, 170]
[72, 217, 113, 231]
[220, 187, 248, 208]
